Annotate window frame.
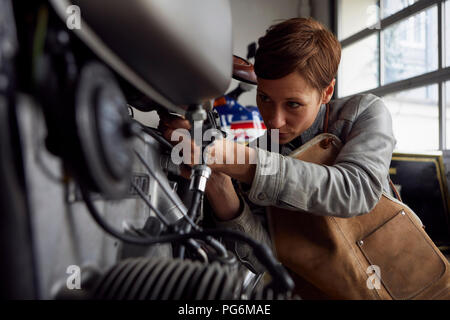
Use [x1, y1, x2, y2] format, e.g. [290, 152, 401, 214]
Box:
[336, 0, 450, 149]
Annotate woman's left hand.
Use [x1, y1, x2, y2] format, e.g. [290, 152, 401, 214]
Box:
[158, 111, 257, 183]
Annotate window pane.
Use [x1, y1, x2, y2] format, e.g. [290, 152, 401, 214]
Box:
[338, 0, 379, 40]
[446, 0, 450, 67]
[381, 0, 419, 18]
[338, 34, 379, 97]
[383, 6, 438, 85]
[383, 85, 439, 151]
[446, 82, 450, 147]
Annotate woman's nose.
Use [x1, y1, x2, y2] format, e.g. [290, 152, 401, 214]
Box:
[267, 109, 286, 129]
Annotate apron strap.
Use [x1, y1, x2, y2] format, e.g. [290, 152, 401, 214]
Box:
[389, 179, 403, 202]
[323, 103, 330, 134]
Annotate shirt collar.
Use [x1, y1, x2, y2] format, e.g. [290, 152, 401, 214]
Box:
[282, 104, 326, 153]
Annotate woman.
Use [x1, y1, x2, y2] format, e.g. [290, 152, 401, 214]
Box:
[160, 17, 397, 297]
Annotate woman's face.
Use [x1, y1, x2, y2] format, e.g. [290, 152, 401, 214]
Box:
[257, 72, 333, 145]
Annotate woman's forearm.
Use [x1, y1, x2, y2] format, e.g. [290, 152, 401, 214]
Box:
[209, 140, 258, 185]
[205, 172, 242, 221]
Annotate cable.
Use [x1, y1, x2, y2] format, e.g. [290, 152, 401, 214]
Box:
[127, 104, 134, 118]
[183, 190, 228, 258]
[133, 133, 228, 259]
[197, 193, 205, 224]
[134, 130, 229, 259]
[137, 122, 173, 150]
[188, 190, 202, 221]
[81, 184, 293, 291]
[176, 190, 201, 258]
[205, 236, 227, 258]
[132, 180, 209, 262]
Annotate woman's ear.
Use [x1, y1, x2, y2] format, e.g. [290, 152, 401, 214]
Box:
[321, 78, 336, 104]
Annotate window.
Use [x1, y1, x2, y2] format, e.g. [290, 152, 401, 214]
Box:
[383, 6, 438, 84]
[338, 0, 379, 40]
[384, 85, 439, 151]
[446, 81, 450, 144]
[382, 0, 419, 18]
[338, 0, 450, 151]
[446, 0, 450, 67]
[339, 35, 379, 97]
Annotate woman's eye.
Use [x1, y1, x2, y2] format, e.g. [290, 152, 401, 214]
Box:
[287, 101, 301, 108]
[258, 94, 270, 102]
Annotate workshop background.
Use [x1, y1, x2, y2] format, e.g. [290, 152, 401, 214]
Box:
[137, 0, 450, 154]
[2, 0, 450, 301]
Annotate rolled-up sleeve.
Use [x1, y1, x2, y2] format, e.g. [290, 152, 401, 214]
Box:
[248, 95, 396, 217]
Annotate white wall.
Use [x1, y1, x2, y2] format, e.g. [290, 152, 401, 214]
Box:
[337, 0, 377, 40]
[229, 0, 302, 58]
[227, 0, 302, 107]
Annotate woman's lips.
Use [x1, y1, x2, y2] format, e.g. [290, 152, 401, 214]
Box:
[269, 129, 291, 140]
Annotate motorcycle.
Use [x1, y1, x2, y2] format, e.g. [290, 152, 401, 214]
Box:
[214, 44, 267, 144]
[0, 0, 295, 300]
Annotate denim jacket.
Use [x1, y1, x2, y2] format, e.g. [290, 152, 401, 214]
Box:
[214, 93, 397, 273]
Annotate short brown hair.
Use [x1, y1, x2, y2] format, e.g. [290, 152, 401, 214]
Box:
[254, 18, 341, 92]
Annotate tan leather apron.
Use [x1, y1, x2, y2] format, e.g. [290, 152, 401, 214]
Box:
[267, 104, 450, 300]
